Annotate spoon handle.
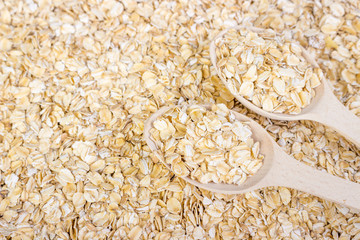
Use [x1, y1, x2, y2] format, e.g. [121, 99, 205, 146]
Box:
[269, 149, 360, 210]
[308, 81, 360, 147]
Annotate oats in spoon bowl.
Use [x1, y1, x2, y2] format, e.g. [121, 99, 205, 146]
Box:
[213, 28, 322, 114]
[149, 104, 264, 185]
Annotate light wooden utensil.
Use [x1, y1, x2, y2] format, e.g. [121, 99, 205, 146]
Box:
[210, 25, 360, 147]
[144, 105, 360, 210]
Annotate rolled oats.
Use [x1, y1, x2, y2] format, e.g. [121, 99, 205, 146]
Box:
[214, 28, 322, 114]
[150, 104, 264, 185]
[0, 0, 360, 239]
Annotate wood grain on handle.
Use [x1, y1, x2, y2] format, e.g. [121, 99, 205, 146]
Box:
[265, 149, 360, 210]
[305, 81, 360, 148]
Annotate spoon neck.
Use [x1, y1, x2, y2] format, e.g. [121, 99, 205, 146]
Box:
[306, 83, 360, 147]
[264, 149, 360, 210]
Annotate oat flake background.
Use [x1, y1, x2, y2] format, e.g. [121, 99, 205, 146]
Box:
[0, 0, 360, 239]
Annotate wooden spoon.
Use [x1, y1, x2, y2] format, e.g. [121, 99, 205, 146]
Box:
[144, 105, 360, 210]
[210, 26, 360, 147]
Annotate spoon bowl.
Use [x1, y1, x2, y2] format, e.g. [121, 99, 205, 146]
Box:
[144, 104, 275, 194]
[144, 105, 360, 210]
[210, 25, 360, 147]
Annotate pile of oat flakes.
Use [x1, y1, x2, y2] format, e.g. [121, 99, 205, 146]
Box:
[0, 0, 360, 239]
[150, 104, 264, 185]
[214, 28, 322, 114]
